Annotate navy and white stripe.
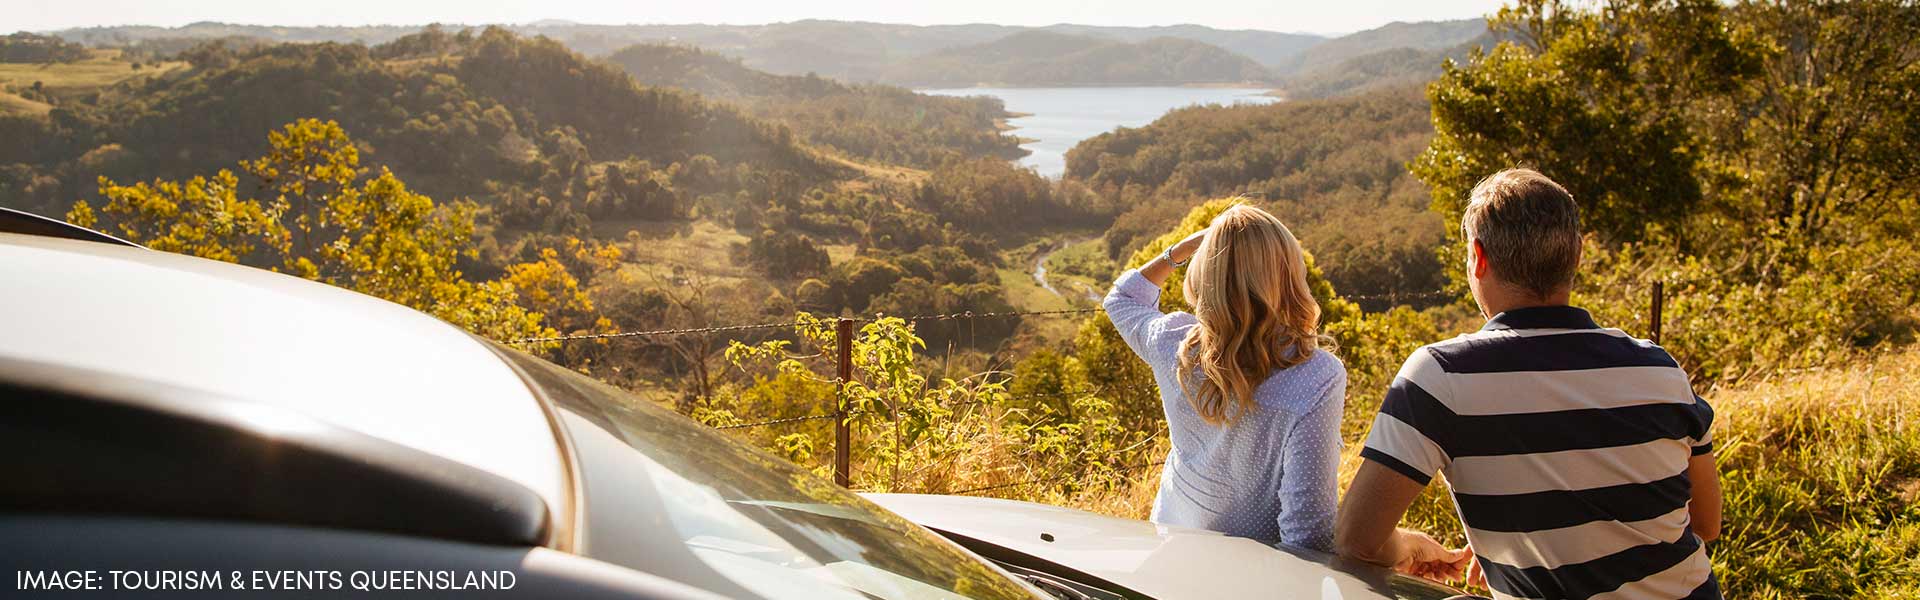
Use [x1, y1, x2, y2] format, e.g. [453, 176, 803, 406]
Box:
[1361, 306, 1719, 600]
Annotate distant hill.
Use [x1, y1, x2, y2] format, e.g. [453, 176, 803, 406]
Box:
[1282, 32, 1498, 99]
[50, 21, 419, 46]
[881, 31, 1272, 87]
[1037, 24, 1323, 66]
[43, 19, 1492, 90]
[48, 20, 1321, 86]
[0, 28, 841, 220]
[603, 43, 1023, 166]
[1271, 18, 1486, 76]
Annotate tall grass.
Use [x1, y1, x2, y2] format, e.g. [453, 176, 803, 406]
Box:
[1706, 348, 1920, 599]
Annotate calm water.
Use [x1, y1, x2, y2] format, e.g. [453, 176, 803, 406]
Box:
[920, 86, 1280, 177]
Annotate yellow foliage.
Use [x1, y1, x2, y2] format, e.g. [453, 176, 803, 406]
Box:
[68, 118, 551, 343]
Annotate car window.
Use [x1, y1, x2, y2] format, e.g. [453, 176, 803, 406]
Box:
[501, 348, 1041, 600]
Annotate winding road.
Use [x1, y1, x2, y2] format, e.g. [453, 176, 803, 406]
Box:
[1032, 240, 1102, 302]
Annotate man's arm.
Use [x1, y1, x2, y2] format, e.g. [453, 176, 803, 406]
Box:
[1687, 453, 1721, 543]
[1683, 393, 1720, 543]
[1335, 460, 1471, 581]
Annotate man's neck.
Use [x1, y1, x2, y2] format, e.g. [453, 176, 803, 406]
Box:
[1478, 286, 1573, 319]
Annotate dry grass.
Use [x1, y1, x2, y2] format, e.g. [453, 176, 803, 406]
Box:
[0, 90, 52, 116]
[1705, 346, 1920, 599]
[599, 219, 755, 284]
[0, 49, 184, 97]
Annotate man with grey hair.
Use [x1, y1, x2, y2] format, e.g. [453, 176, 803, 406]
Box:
[1332, 169, 1724, 600]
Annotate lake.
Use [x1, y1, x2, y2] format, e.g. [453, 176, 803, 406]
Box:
[919, 86, 1281, 177]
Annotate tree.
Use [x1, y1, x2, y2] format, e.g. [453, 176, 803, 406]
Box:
[1414, 0, 1919, 250]
[1409, 0, 1920, 384]
[1411, 0, 1755, 252]
[735, 228, 830, 278]
[68, 119, 552, 343]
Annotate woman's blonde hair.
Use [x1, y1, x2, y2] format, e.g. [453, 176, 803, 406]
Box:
[1175, 204, 1326, 425]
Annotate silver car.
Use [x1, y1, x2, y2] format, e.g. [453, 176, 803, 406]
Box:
[0, 210, 1476, 600]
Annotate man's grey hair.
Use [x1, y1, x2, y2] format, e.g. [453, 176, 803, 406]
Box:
[1462, 169, 1582, 298]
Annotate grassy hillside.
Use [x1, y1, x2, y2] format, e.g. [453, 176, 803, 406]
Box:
[603, 43, 1024, 167]
[0, 49, 185, 114]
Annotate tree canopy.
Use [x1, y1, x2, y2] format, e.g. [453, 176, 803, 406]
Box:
[68, 118, 552, 342]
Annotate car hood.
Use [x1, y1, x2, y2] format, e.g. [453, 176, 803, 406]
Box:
[863, 494, 1467, 600]
[0, 233, 567, 516]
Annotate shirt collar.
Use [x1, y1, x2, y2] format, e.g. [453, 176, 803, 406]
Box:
[1481, 305, 1600, 331]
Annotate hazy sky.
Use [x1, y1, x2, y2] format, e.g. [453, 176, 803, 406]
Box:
[12, 0, 1510, 36]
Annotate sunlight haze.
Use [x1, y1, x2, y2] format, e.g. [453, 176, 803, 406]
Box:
[13, 0, 1509, 35]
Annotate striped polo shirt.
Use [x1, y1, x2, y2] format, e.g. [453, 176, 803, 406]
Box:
[1360, 306, 1719, 600]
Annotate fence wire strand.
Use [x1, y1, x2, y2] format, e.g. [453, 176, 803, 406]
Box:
[714, 413, 838, 430]
[893, 308, 1103, 322]
[507, 288, 1458, 346]
[948, 460, 1168, 496]
[508, 321, 799, 345]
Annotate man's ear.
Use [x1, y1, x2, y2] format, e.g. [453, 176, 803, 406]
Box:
[1469, 239, 1491, 279]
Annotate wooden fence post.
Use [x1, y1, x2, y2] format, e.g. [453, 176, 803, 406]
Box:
[1650, 281, 1664, 345]
[834, 318, 854, 488]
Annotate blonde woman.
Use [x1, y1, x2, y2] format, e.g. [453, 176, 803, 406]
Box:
[1103, 204, 1345, 551]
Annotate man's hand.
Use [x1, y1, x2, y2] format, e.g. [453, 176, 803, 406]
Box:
[1465, 546, 1488, 590]
[1392, 529, 1471, 583]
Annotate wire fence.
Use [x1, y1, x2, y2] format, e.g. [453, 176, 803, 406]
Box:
[511, 282, 1667, 495]
[501, 288, 1457, 346]
[950, 460, 1169, 496]
[713, 412, 839, 430]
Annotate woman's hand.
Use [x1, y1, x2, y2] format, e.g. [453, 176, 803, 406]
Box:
[1139, 228, 1210, 285]
[1169, 229, 1208, 265]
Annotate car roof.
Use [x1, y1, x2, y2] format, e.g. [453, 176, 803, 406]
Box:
[0, 233, 567, 516]
[865, 494, 1463, 600]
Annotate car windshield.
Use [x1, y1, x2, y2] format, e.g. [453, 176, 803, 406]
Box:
[502, 348, 1040, 600]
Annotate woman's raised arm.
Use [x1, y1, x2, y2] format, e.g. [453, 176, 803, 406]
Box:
[1103, 230, 1207, 361]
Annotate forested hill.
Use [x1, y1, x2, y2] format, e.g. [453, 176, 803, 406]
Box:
[879, 32, 1272, 87]
[0, 27, 840, 218]
[1068, 87, 1447, 307]
[603, 44, 1024, 167]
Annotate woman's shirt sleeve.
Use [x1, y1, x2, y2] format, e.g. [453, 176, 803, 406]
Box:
[1276, 365, 1346, 553]
[1103, 269, 1177, 363]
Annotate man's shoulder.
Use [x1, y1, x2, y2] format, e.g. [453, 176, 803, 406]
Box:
[1412, 327, 1674, 375]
